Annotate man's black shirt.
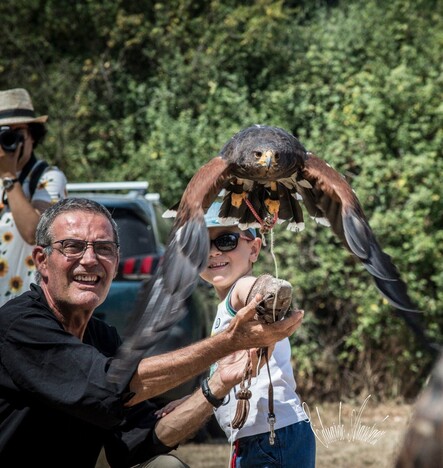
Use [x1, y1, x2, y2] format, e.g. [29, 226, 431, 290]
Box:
[0, 285, 170, 467]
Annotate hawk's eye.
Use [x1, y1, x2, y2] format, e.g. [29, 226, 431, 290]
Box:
[274, 153, 280, 161]
[253, 151, 262, 159]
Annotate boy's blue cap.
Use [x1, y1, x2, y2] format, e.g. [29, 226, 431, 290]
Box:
[204, 201, 257, 237]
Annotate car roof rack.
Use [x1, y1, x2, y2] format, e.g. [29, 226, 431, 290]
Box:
[66, 181, 161, 202]
[67, 181, 149, 193]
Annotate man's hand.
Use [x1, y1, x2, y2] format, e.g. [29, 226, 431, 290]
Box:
[224, 294, 304, 351]
[216, 345, 274, 387]
[154, 395, 191, 419]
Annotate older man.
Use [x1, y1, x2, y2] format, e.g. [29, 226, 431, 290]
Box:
[0, 198, 304, 467]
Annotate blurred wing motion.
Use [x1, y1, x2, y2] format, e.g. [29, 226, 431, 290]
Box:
[107, 158, 230, 383]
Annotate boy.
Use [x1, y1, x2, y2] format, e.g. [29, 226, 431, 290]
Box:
[200, 201, 316, 467]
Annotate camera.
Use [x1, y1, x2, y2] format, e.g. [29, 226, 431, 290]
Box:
[0, 126, 24, 152]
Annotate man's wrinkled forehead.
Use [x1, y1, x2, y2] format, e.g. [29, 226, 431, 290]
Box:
[50, 210, 115, 239]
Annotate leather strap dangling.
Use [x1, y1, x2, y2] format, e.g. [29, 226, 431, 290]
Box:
[231, 354, 252, 429]
[264, 347, 276, 445]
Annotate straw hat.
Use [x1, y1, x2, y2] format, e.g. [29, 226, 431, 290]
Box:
[0, 88, 48, 125]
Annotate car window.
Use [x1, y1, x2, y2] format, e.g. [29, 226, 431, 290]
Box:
[111, 208, 157, 257]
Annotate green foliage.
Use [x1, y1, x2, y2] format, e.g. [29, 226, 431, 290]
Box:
[2, 0, 442, 400]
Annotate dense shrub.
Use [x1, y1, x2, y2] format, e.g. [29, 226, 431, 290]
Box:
[2, 0, 441, 399]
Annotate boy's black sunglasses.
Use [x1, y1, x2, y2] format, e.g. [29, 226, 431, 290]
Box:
[210, 232, 254, 252]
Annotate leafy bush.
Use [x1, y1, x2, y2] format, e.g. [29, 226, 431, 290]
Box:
[1, 0, 441, 399]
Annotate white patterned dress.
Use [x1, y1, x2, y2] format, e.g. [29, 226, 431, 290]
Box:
[0, 163, 67, 307]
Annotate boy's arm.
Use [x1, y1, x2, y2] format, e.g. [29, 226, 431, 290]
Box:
[230, 276, 258, 311]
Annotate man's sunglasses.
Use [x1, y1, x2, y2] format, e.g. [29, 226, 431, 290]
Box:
[210, 232, 254, 252]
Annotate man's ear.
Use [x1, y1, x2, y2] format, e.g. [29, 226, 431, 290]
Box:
[250, 237, 262, 263]
[32, 246, 48, 279]
[113, 253, 120, 279]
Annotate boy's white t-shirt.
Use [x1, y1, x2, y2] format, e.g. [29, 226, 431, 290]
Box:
[210, 289, 308, 443]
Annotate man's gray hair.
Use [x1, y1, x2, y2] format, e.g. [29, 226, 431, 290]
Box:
[34, 198, 119, 283]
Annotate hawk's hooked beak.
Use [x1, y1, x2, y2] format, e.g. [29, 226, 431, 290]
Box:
[257, 150, 274, 169]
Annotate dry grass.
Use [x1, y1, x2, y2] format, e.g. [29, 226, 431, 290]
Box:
[96, 401, 413, 467]
[171, 401, 412, 467]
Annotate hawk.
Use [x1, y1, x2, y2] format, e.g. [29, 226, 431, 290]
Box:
[108, 125, 437, 382]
